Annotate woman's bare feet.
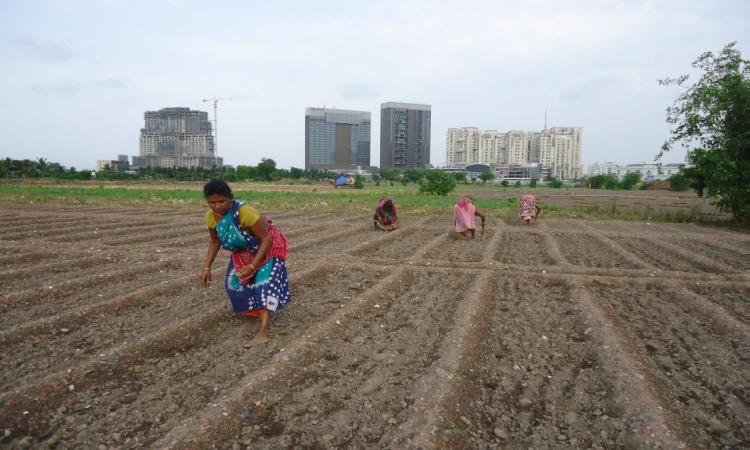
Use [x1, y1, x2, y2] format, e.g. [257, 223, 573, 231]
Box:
[244, 332, 269, 348]
[244, 310, 270, 348]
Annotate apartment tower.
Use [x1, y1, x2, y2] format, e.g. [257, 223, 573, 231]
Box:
[380, 102, 431, 169]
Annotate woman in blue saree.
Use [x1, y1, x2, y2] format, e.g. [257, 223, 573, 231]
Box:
[200, 180, 291, 348]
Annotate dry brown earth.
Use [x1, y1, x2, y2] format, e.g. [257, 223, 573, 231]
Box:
[0, 204, 747, 449]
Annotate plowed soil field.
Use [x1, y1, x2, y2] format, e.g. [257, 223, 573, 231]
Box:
[0, 204, 748, 450]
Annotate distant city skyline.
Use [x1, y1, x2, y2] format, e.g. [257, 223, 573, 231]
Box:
[1, 1, 747, 170]
[446, 127, 583, 180]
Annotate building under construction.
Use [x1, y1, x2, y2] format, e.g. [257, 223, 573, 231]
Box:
[133, 107, 222, 169]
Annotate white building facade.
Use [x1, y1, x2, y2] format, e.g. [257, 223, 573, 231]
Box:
[588, 162, 685, 182]
[446, 126, 582, 180]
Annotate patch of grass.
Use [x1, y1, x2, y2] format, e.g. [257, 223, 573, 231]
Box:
[0, 182, 732, 224]
[455, 423, 472, 440]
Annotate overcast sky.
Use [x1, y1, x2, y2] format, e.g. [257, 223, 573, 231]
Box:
[1, 0, 748, 170]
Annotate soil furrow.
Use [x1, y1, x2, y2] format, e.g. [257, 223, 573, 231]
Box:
[0, 273, 214, 393]
[494, 230, 555, 266]
[23, 263, 388, 449]
[0, 259, 183, 317]
[553, 232, 643, 269]
[587, 280, 748, 449]
[180, 268, 476, 449]
[686, 282, 750, 323]
[424, 229, 494, 262]
[611, 236, 729, 273]
[438, 275, 644, 449]
[0, 255, 115, 288]
[667, 238, 750, 271]
[355, 227, 445, 261]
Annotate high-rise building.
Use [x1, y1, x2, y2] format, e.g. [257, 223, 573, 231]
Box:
[532, 127, 582, 180]
[133, 107, 221, 169]
[446, 126, 583, 180]
[380, 102, 431, 169]
[305, 107, 371, 170]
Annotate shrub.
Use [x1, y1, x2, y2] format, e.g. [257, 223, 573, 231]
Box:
[419, 170, 457, 196]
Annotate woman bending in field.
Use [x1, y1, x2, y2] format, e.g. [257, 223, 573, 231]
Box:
[453, 196, 486, 238]
[373, 196, 399, 231]
[518, 193, 541, 225]
[200, 180, 291, 348]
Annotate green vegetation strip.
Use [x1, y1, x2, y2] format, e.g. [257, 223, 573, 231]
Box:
[0, 184, 715, 223]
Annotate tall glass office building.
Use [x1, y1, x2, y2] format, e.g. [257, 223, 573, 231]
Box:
[305, 107, 371, 170]
[380, 102, 431, 169]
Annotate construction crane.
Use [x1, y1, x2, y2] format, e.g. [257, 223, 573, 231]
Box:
[201, 95, 255, 159]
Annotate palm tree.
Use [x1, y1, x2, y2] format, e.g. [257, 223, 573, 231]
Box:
[37, 157, 48, 179]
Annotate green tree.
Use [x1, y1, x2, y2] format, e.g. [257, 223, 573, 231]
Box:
[619, 172, 642, 190]
[500, 180, 510, 187]
[403, 169, 425, 182]
[478, 171, 496, 183]
[590, 174, 619, 189]
[353, 174, 364, 189]
[378, 167, 400, 181]
[419, 170, 456, 195]
[529, 179, 538, 187]
[289, 167, 304, 179]
[667, 171, 691, 191]
[548, 178, 564, 188]
[257, 158, 277, 181]
[659, 42, 750, 221]
[452, 171, 467, 182]
[37, 158, 48, 179]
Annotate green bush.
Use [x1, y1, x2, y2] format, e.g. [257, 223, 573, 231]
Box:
[619, 172, 642, 190]
[353, 175, 364, 189]
[419, 170, 456, 196]
[501, 180, 510, 187]
[479, 171, 496, 183]
[668, 172, 690, 191]
[529, 179, 537, 187]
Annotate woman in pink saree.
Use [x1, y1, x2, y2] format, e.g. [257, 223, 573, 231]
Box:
[453, 196, 486, 238]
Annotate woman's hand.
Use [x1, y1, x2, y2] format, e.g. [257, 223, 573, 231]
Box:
[236, 263, 257, 279]
[201, 267, 212, 287]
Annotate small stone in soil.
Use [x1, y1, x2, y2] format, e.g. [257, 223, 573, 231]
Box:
[493, 427, 507, 439]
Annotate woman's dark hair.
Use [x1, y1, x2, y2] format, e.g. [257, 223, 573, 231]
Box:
[383, 200, 393, 212]
[203, 180, 233, 198]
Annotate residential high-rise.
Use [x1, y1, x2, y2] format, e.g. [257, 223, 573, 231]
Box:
[305, 107, 371, 170]
[380, 102, 431, 169]
[532, 127, 582, 180]
[446, 126, 583, 180]
[133, 107, 221, 169]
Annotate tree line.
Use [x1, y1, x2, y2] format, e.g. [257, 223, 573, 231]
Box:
[0, 158, 338, 182]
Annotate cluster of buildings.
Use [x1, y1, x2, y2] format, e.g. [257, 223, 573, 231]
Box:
[95, 104, 608, 184]
[444, 127, 583, 181]
[304, 102, 432, 171]
[588, 161, 685, 182]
